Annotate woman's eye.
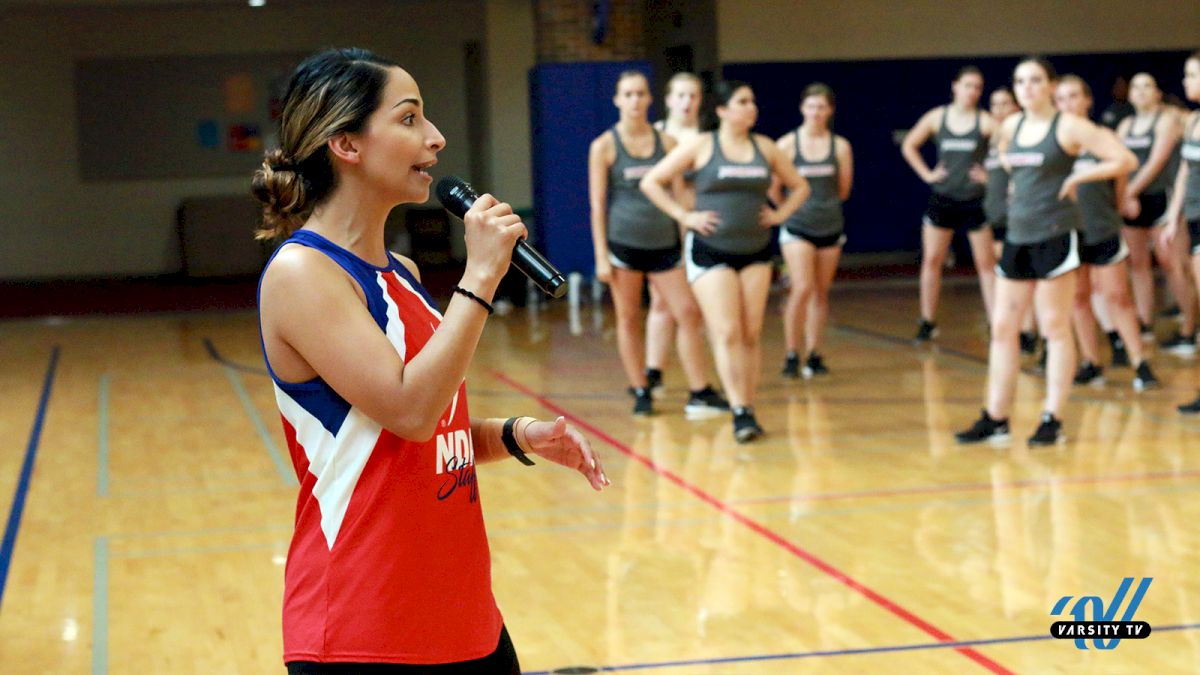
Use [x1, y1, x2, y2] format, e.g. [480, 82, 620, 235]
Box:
[403, 114, 416, 125]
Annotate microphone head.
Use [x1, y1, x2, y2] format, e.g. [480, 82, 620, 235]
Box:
[435, 176, 478, 219]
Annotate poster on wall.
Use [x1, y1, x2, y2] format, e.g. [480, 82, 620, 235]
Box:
[227, 124, 262, 152]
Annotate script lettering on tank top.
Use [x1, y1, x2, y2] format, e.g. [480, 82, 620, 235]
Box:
[717, 165, 769, 180]
[622, 165, 653, 181]
[1183, 145, 1200, 162]
[798, 164, 836, 178]
[940, 138, 978, 152]
[1123, 136, 1152, 150]
[1007, 151, 1045, 167]
[436, 431, 478, 503]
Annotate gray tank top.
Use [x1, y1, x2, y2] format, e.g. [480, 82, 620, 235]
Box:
[1006, 113, 1083, 244]
[983, 142, 1008, 224]
[1072, 152, 1124, 244]
[606, 127, 678, 249]
[933, 107, 987, 201]
[692, 131, 773, 253]
[1122, 111, 1174, 196]
[1183, 115, 1200, 222]
[782, 130, 843, 237]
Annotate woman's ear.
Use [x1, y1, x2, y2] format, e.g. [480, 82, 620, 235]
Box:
[327, 133, 360, 165]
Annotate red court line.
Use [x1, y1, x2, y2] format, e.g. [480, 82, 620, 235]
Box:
[731, 468, 1200, 506]
[492, 371, 1013, 675]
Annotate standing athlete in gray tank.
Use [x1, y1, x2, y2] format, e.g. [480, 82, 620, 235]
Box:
[1163, 52, 1200, 413]
[956, 57, 1137, 448]
[588, 71, 728, 418]
[771, 83, 854, 380]
[1055, 74, 1159, 392]
[901, 66, 1000, 342]
[641, 80, 810, 443]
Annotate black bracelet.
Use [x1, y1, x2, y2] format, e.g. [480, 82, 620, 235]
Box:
[452, 285, 494, 315]
[501, 417, 536, 466]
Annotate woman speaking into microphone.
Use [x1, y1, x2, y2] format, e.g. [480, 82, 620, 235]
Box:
[253, 48, 608, 674]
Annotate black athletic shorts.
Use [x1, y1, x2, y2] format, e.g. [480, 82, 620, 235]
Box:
[997, 230, 1080, 280]
[684, 233, 773, 282]
[286, 626, 519, 674]
[1188, 219, 1200, 256]
[1079, 234, 1129, 267]
[924, 193, 987, 232]
[990, 218, 1007, 243]
[607, 240, 681, 273]
[1123, 192, 1168, 229]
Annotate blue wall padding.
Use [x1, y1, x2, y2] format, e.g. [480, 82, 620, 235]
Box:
[529, 61, 654, 275]
[725, 50, 1191, 254]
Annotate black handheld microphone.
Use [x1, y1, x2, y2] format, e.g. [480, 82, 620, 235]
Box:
[436, 176, 568, 299]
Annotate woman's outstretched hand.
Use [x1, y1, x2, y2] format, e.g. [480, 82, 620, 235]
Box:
[522, 416, 609, 491]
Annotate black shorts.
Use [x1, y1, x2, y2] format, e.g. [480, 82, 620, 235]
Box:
[1079, 234, 1129, 266]
[990, 218, 1007, 243]
[684, 233, 773, 283]
[1123, 192, 1169, 229]
[1189, 219, 1200, 256]
[779, 226, 846, 249]
[286, 626, 519, 674]
[924, 194, 987, 232]
[997, 230, 1080, 280]
[607, 240, 681, 273]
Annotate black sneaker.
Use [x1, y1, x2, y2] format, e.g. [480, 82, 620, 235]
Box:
[685, 386, 731, 419]
[781, 352, 801, 379]
[645, 368, 665, 398]
[914, 319, 938, 343]
[954, 410, 1010, 444]
[1073, 361, 1104, 386]
[1161, 331, 1197, 356]
[1140, 322, 1155, 343]
[1019, 331, 1039, 355]
[1027, 412, 1064, 447]
[632, 387, 654, 416]
[802, 352, 829, 379]
[1179, 395, 1200, 414]
[732, 406, 762, 443]
[1133, 361, 1159, 392]
[1107, 331, 1130, 368]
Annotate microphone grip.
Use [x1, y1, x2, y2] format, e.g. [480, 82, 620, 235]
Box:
[513, 240, 568, 299]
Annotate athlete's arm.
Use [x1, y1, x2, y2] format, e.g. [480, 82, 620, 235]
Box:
[588, 132, 615, 283]
[836, 135, 854, 201]
[1126, 111, 1182, 198]
[760, 134, 809, 226]
[1060, 114, 1138, 199]
[470, 417, 608, 489]
[641, 134, 719, 235]
[260, 196, 524, 442]
[900, 107, 943, 183]
[767, 131, 796, 206]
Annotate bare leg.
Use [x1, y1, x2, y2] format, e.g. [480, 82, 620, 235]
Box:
[1035, 270, 1079, 417]
[645, 286, 675, 373]
[1155, 225, 1197, 335]
[806, 243, 843, 354]
[737, 264, 774, 406]
[968, 227, 998, 322]
[920, 223, 954, 322]
[1094, 259, 1148, 365]
[609, 268, 649, 389]
[1071, 265, 1099, 365]
[692, 268, 752, 408]
[648, 268, 710, 391]
[986, 277, 1037, 419]
[1123, 226, 1154, 326]
[781, 240, 816, 355]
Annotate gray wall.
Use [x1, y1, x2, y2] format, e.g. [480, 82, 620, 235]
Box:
[0, 0, 482, 280]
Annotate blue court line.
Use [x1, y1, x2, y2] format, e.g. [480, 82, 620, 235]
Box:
[216, 363, 296, 487]
[524, 622, 1200, 674]
[0, 346, 59, 612]
[97, 375, 110, 497]
[93, 537, 108, 675]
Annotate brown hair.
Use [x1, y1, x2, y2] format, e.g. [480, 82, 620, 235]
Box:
[251, 48, 397, 241]
[1017, 55, 1058, 82]
[665, 71, 701, 96]
[614, 70, 649, 95]
[1059, 74, 1093, 100]
[801, 82, 835, 107]
[955, 65, 983, 82]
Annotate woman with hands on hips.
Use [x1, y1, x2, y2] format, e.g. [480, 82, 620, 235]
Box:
[254, 48, 607, 675]
[641, 80, 810, 443]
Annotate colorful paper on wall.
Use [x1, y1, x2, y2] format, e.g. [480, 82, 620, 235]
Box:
[224, 73, 255, 114]
[227, 124, 261, 152]
[196, 120, 220, 149]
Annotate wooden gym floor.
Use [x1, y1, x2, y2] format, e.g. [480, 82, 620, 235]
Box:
[1, 278, 1198, 674]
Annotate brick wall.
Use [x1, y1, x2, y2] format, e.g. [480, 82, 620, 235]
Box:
[534, 0, 645, 62]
